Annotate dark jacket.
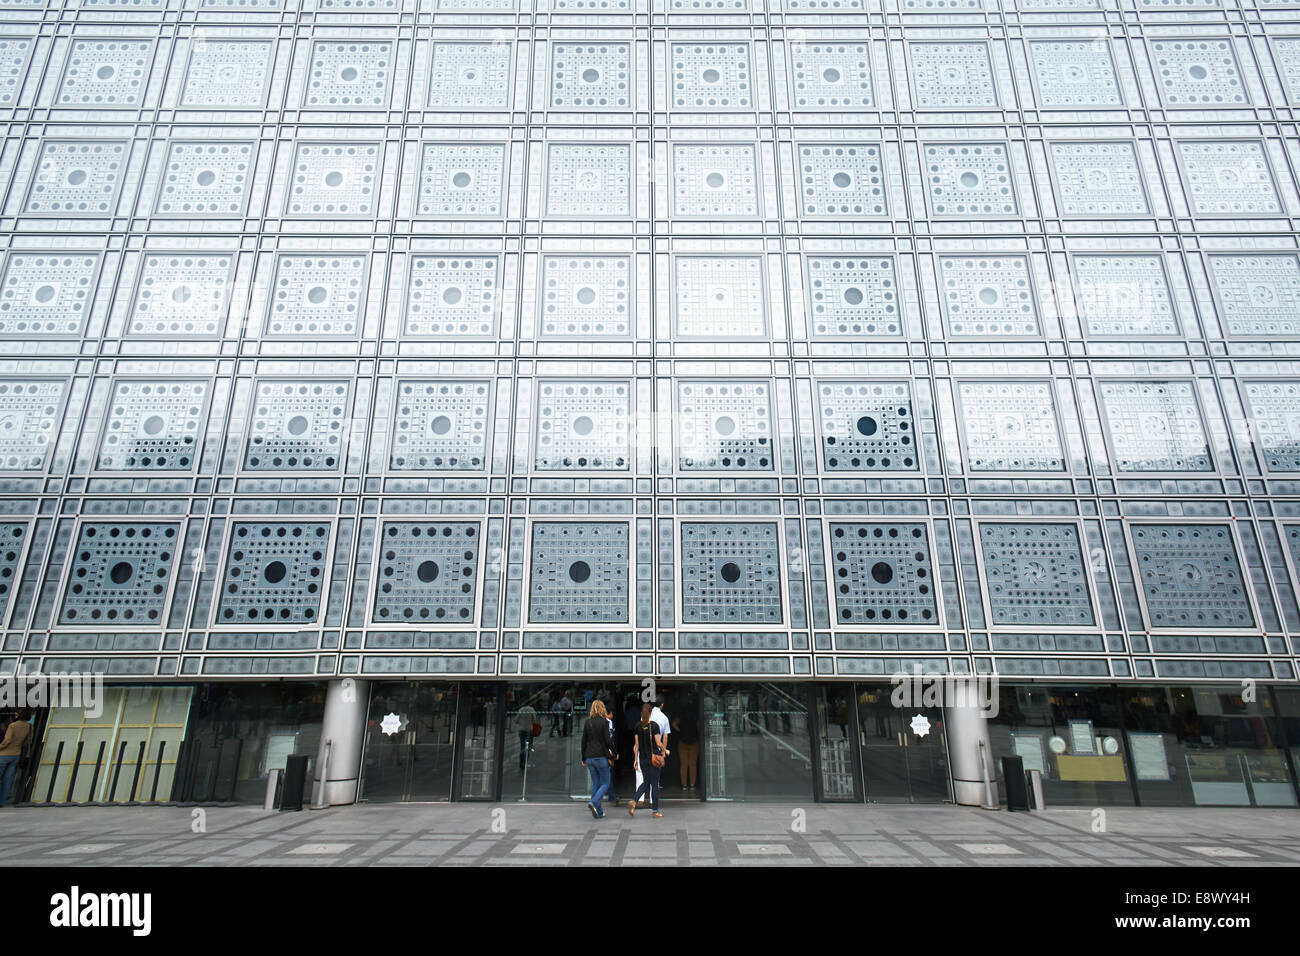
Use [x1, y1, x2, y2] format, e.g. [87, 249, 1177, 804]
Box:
[580, 715, 614, 761]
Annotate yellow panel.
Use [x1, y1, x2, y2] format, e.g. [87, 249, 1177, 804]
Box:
[1055, 754, 1127, 782]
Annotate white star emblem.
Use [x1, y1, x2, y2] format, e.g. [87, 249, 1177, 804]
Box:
[909, 714, 931, 738]
[380, 712, 403, 736]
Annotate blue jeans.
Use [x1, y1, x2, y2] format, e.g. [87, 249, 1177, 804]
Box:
[0, 755, 20, 806]
[586, 757, 611, 815]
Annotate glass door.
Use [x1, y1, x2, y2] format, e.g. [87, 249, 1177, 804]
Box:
[814, 684, 862, 801]
[701, 682, 814, 802]
[360, 683, 458, 802]
[454, 684, 500, 801]
[855, 684, 951, 803]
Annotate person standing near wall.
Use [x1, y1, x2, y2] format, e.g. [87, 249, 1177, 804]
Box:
[0, 708, 31, 806]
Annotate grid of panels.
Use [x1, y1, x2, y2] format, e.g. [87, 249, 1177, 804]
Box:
[0, 2, 1297, 687]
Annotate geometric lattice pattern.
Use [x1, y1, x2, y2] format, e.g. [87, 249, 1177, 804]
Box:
[1029, 41, 1122, 108]
[938, 256, 1039, 336]
[374, 521, 480, 624]
[541, 256, 631, 338]
[0, 253, 97, 336]
[0, 522, 25, 625]
[1130, 524, 1255, 629]
[0, 379, 65, 471]
[60, 522, 179, 626]
[681, 522, 782, 625]
[390, 380, 490, 471]
[244, 380, 349, 472]
[529, 521, 629, 624]
[1208, 254, 1300, 337]
[1243, 381, 1300, 472]
[829, 522, 937, 625]
[789, 44, 873, 109]
[958, 381, 1065, 472]
[908, 42, 997, 108]
[217, 521, 330, 624]
[129, 254, 232, 338]
[673, 256, 766, 338]
[1071, 255, 1178, 337]
[818, 381, 917, 472]
[923, 143, 1017, 217]
[430, 41, 513, 111]
[406, 256, 498, 338]
[1098, 381, 1211, 472]
[98, 380, 209, 472]
[266, 255, 367, 337]
[676, 381, 773, 471]
[979, 522, 1095, 627]
[534, 380, 629, 471]
[806, 257, 901, 338]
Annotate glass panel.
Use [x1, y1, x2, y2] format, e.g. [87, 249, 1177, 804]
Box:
[1124, 686, 1296, 808]
[856, 684, 950, 803]
[987, 685, 1132, 808]
[701, 682, 813, 802]
[456, 685, 499, 801]
[361, 682, 459, 802]
[814, 685, 859, 801]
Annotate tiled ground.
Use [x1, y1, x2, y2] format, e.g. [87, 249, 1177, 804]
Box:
[2, 804, 1297, 867]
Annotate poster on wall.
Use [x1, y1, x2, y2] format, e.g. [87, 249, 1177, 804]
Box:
[1128, 732, 1171, 781]
[1068, 720, 1096, 755]
[263, 732, 300, 775]
[1010, 732, 1047, 777]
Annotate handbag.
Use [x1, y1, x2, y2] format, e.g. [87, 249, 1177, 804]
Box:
[531, 722, 542, 737]
[649, 722, 665, 768]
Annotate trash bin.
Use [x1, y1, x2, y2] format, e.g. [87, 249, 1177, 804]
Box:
[280, 754, 309, 812]
[1001, 755, 1029, 811]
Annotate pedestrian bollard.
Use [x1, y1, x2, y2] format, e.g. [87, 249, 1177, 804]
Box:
[264, 768, 282, 811]
[1027, 768, 1045, 811]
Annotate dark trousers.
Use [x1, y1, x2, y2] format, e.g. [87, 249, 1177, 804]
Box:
[634, 759, 661, 811]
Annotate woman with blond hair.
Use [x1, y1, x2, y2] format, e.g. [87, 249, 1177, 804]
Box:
[580, 699, 614, 819]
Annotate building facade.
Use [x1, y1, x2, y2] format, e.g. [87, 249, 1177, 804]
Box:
[1, 0, 1299, 809]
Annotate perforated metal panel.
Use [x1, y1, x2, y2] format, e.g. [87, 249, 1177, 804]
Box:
[789, 43, 872, 109]
[1130, 524, 1255, 629]
[130, 254, 232, 338]
[390, 380, 490, 471]
[156, 142, 253, 216]
[938, 256, 1039, 336]
[266, 255, 366, 337]
[305, 41, 392, 108]
[0, 379, 64, 471]
[24, 140, 126, 216]
[1149, 39, 1247, 108]
[541, 256, 630, 338]
[60, 522, 179, 626]
[430, 41, 512, 111]
[529, 521, 628, 624]
[98, 379, 208, 472]
[673, 256, 766, 338]
[545, 144, 630, 219]
[244, 380, 349, 471]
[681, 522, 781, 624]
[217, 521, 330, 624]
[1098, 381, 1211, 472]
[1071, 255, 1177, 337]
[676, 381, 773, 471]
[0, 253, 96, 337]
[670, 43, 752, 110]
[958, 381, 1065, 472]
[818, 381, 917, 472]
[1049, 142, 1150, 216]
[418, 143, 506, 218]
[1176, 141, 1281, 216]
[829, 522, 936, 625]
[1242, 382, 1300, 472]
[1208, 254, 1300, 337]
[374, 521, 479, 624]
[0, 37, 31, 107]
[1274, 37, 1300, 103]
[908, 42, 997, 108]
[672, 144, 759, 218]
[0, 522, 25, 624]
[796, 144, 886, 217]
[1028, 40, 1122, 107]
[923, 143, 1017, 217]
[979, 523, 1095, 627]
[181, 40, 272, 109]
[534, 380, 629, 471]
[406, 255, 498, 338]
[58, 40, 151, 108]
[551, 42, 631, 110]
[806, 256, 900, 338]
[286, 143, 378, 218]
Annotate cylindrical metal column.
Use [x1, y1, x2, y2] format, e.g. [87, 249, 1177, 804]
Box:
[944, 680, 996, 808]
[314, 678, 369, 807]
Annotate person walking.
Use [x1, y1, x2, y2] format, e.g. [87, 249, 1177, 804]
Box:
[674, 704, 700, 791]
[517, 700, 538, 771]
[629, 703, 666, 818]
[580, 700, 614, 819]
[0, 708, 31, 807]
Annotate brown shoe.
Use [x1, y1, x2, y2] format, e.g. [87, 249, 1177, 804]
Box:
[652, 811, 663, 818]
[628, 800, 635, 816]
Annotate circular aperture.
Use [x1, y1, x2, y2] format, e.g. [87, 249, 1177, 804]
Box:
[843, 287, 864, 306]
[417, 560, 440, 583]
[832, 172, 852, 188]
[582, 68, 600, 83]
[572, 414, 594, 436]
[702, 68, 720, 84]
[431, 414, 452, 435]
[1188, 64, 1208, 80]
[978, 287, 999, 305]
[714, 415, 736, 436]
[568, 560, 591, 583]
[287, 414, 310, 436]
[324, 171, 344, 188]
[142, 414, 166, 436]
[576, 287, 597, 305]
[340, 66, 359, 82]
[97, 65, 115, 80]
[171, 285, 192, 304]
[263, 560, 287, 584]
[870, 561, 893, 585]
[196, 170, 216, 187]
[452, 171, 472, 188]
[307, 286, 328, 305]
[823, 67, 841, 83]
[442, 286, 462, 305]
[109, 561, 134, 585]
[720, 562, 741, 584]
[856, 415, 878, 437]
[34, 285, 56, 304]
[67, 169, 87, 186]
[705, 172, 725, 188]
[959, 171, 980, 188]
